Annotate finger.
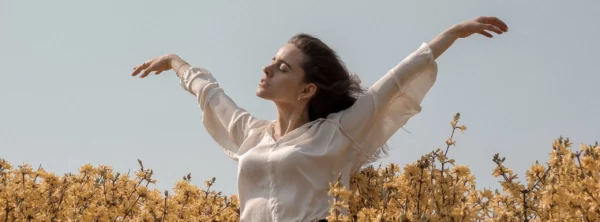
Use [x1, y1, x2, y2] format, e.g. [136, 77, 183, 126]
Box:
[482, 24, 503, 35]
[131, 65, 145, 76]
[482, 16, 508, 32]
[140, 66, 153, 78]
[155, 70, 163, 75]
[140, 62, 160, 78]
[132, 60, 151, 76]
[477, 30, 493, 38]
[492, 18, 508, 32]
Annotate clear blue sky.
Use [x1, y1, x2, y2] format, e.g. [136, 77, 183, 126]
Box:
[2, 1, 598, 195]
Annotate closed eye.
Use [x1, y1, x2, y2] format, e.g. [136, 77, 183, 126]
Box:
[272, 57, 293, 71]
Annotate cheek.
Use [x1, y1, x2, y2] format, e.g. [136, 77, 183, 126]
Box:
[272, 75, 302, 96]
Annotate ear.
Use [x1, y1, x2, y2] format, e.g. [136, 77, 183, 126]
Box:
[299, 83, 317, 100]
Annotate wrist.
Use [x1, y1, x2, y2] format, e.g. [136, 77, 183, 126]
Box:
[166, 53, 181, 67]
[167, 54, 190, 77]
[443, 25, 461, 39]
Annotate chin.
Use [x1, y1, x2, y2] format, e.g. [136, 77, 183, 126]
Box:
[255, 89, 267, 99]
[256, 91, 277, 102]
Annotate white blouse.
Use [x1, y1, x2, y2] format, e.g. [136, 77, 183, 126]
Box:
[178, 42, 438, 222]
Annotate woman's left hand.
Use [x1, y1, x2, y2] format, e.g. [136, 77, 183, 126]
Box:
[428, 16, 508, 59]
[450, 16, 509, 38]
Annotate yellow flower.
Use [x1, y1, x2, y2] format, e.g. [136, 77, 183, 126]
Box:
[0, 113, 598, 221]
[453, 165, 470, 178]
[446, 138, 456, 146]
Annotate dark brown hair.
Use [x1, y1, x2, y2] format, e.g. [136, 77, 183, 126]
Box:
[288, 33, 364, 121]
[288, 33, 388, 164]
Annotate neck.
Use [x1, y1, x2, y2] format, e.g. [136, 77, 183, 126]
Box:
[273, 102, 310, 138]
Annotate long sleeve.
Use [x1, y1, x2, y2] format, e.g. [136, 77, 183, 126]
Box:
[338, 43, 438, 164]
[179, 67, 269, 161]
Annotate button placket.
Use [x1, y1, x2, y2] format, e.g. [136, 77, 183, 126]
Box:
[267, 140, 278, 220]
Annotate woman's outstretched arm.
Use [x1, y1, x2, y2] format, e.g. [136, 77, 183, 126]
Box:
[429, 16, 508, 59]
[132, 54, 269, 161]
[131, 53, 189, 78]
[338, 16, 508, 163]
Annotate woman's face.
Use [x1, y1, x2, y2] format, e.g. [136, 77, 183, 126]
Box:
[256, 44, 315, 104]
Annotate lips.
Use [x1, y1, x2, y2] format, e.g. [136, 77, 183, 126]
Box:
[259, 79, 270, 87]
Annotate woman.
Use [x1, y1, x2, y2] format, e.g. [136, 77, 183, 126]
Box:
[132, 16, 508, 222]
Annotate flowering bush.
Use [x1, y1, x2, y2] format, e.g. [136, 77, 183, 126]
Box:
[1, 113, 598, 221]
[328, 113, 600, 222]
[0, 160, 239, 221]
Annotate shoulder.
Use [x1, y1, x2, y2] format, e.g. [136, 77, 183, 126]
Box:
[248, 120, 272, 135]
[310, 114, 352, 138]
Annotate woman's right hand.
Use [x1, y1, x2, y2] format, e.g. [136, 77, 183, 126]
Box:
[132, 54, 177, 78]
[428, 16, 507, 59]
[449, 16, 508, 39]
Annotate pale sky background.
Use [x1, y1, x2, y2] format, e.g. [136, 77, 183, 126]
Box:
[1, 1, 598, 195]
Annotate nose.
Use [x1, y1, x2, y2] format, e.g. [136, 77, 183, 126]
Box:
[262, 65, 273, 77]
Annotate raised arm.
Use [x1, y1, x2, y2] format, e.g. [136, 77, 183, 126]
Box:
[338, 16, 508, 163]
[132, 54, 268, 161]
[429, 16, 508, 59]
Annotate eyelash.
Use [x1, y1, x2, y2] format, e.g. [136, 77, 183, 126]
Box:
[271, 59, 288, 72]
[273, 62, 286, 72]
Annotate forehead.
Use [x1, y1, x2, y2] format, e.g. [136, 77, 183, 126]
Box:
[275, 44, 304, 65]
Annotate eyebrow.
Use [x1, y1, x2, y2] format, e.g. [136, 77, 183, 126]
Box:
[272, 57, 293, 70]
